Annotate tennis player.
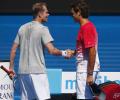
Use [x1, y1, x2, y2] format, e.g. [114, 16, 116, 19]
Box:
[9, 2, 72, 100]
[69, 0, 100, 99]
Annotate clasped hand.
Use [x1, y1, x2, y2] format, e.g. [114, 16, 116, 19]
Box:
[64, 49, 75, 59]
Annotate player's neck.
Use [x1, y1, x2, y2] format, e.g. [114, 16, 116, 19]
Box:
[33, 17, 42, 23]
[80, 18, 89, 26]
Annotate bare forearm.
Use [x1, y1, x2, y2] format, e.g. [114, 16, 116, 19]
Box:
[46, 42, 75, 58]
[10, 50, 16, 69]
[45, 42, 62, 56]
[87, 47, 96, 75]
[49, 47, 62, 56]
[9, 43, 18, 70]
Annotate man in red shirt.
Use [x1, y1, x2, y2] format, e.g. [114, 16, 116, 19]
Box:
[70, 0, 100, 99]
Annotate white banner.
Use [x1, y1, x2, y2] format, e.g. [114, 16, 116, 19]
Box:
[61, 72, 76, 93]
[0, 62, 14, 100]
[62, 72, 120, 93]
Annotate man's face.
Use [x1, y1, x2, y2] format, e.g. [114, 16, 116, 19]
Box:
[71, 8, 80, 22]
[39, 5, 49, 22]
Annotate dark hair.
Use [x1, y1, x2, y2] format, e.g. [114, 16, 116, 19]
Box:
[32, 2, 47, 18]
[70, 0, 89, 18]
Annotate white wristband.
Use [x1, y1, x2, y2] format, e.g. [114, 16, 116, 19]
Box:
[61, 50, 67, 57]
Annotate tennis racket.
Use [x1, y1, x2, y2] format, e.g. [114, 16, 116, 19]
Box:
[0, 65, 15, 80]
[0, 65, 17, 90]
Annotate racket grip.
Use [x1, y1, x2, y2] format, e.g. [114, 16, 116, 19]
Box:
[0, 65, 15, 80]
[0, 65, 10, 74]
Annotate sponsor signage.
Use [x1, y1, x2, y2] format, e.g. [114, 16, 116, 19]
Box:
[61, 72, 120, 93]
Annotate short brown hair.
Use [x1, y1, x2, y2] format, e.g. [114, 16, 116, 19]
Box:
[32, 2, 47, 18]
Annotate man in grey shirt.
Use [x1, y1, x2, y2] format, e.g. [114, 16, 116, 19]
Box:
[9, 2, 72, 100]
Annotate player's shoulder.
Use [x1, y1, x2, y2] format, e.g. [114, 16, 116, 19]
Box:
[88, 21, 96, 28]
[18, 21, 49, 32]
[32, 21, 49, 30]
[42, 25, 49, 30]
[39, 24, 49, 32]
[84, 21, 96, 30]
[19, 22, 31, 31]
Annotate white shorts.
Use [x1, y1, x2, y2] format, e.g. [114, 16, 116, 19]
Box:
[76, 72, 99, 99]
[18, 74, 50, 100]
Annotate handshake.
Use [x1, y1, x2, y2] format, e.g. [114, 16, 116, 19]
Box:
[62, 49, 75, 59]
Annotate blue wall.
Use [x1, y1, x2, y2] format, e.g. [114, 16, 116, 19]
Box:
[0, 15, 120, 72]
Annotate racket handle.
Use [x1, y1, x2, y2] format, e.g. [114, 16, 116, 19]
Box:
[0, 65, 15, 80]
[0, 65, 10, 74]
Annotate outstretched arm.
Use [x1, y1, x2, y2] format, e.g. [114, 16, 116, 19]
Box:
[45, 42, 73, 58]
[45, 42, 62, 55]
